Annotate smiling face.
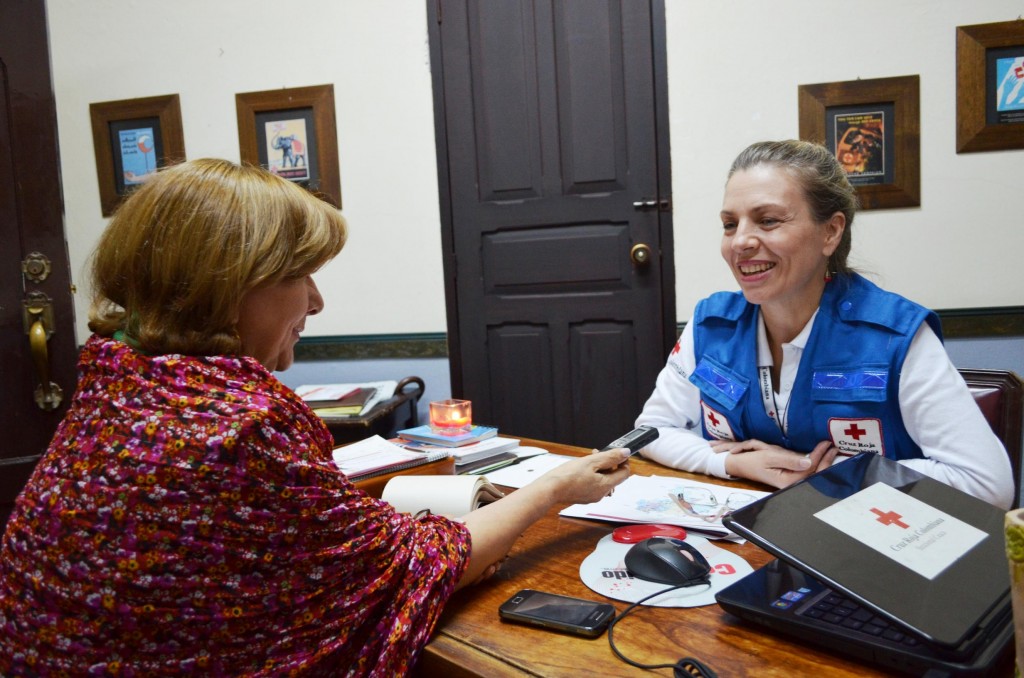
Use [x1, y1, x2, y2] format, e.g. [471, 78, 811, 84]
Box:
[720, 165, 844, 323]
[235, 275, 324, 372]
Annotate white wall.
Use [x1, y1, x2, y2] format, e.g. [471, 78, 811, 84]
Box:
[665, 0, 1024, 317]
[47, 0, 1024, 345]
[48, 0, 446, 342]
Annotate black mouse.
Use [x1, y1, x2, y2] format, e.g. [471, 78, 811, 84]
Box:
[624, 537, 711, 587]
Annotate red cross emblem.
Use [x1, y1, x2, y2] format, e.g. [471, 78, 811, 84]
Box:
[671, 340, 681, 355]
[707, 411, 720, 427]
[844, 423, 866, 440]
[1015, 63, 1024, 79]
[870, 508, 909, 529]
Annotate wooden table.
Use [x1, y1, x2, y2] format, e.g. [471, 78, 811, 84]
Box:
[415, 438, 1014, 677]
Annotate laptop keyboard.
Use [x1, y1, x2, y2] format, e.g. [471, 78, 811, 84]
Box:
[799, 591, 921, 648]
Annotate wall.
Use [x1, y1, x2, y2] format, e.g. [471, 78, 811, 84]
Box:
[665, 0, 1024, 318]
[48, 0, 447, 342]
[47, 1, 1023, 349]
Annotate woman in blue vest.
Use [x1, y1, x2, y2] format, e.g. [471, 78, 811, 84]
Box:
[635, 140, 1013, 508]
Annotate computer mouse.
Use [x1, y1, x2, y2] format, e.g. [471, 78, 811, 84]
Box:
[612, 523, 688, 544]
[624, 537, 711, 587]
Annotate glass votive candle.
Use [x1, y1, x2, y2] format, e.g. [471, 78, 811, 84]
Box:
[429, 399, 472, 435]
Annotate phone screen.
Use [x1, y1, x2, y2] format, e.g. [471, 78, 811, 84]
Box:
[499, 589, 615, 636]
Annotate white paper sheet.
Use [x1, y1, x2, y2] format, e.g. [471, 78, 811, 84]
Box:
[482, 450, 575, 488]
[559, 474, 769, 541]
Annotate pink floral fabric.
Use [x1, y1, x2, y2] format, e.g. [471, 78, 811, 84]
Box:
[0, 336, 471, 676]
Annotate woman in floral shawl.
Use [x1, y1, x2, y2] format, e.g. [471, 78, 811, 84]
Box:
[0, 159, 629, 676]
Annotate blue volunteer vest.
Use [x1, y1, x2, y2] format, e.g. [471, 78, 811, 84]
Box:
[688, 273, 941, 460]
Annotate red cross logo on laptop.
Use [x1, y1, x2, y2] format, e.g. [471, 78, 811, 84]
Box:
[870, 507, 909, 528]
[844, 423, 866, 440]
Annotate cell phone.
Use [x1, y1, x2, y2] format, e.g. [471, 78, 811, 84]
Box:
[601, 424, 659, 455]
[498, 589, 616, 637]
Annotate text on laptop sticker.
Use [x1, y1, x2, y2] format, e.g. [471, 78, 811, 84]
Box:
[814, 483, 987, 580]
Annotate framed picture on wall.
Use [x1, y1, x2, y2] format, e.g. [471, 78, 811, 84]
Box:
[957, 20, 1024, 153]
[89, 94, 185, 216]
[798, 75, 920, 210]
[235, 84, 341, 208]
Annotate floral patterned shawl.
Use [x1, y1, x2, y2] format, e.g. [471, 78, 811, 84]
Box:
[0, 336, 471, 676]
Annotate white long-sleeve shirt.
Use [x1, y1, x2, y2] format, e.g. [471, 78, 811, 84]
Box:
[635, 314, 1014, 509]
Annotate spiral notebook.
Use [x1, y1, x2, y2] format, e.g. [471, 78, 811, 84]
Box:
[382, 475, 505, 517]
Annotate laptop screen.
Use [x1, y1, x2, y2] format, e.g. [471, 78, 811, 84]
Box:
[724, 453, 1009, 647]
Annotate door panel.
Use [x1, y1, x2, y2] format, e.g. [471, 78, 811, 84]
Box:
[483, 224, 629, 291]
[487, 325, 558, 441]
[0, 0, 77, 527]
[432, 0, 673, 448]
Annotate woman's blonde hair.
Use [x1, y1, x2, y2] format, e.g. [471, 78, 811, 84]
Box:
[728, 140, 859, 278]
[89, 158, 347, 356]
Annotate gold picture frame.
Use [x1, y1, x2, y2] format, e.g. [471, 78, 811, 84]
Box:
[956, 20, 1024, 153]
[798, 75, 920, 210]
[235, 84, 341, 208]
[89, 94, 185, 216]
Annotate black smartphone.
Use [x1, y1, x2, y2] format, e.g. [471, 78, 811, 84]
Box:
[498, 589, 616, 637]
[601, 424, 659, 455]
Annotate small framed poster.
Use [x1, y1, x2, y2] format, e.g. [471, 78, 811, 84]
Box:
[956, 20, 1024, 153]
[235, 84, 341, 208]
[799, 75, 920, 210]
[89, 94, 185, 216]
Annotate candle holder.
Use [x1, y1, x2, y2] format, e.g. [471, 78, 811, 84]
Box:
[429, 399, 472, 435]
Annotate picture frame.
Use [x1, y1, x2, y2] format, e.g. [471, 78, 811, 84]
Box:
[956, 20, 1024, 153]
[235, 84, 341, 208]
[798, 75, 920, 210]
[89, 94, 185, 216]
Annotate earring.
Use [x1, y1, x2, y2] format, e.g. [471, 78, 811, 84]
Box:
[824, 270, 833, 282]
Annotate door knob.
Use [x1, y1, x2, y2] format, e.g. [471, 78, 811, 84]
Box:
[630, 243, 652, 267]
[23, 291, 63, 410]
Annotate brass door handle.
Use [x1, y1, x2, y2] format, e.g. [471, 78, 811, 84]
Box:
[24, 292, 63, 411]
[630, 243, 652, 267]
[29, 316, 50, 385]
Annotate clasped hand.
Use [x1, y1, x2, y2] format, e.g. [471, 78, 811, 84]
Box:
[713, 439, 839, 489]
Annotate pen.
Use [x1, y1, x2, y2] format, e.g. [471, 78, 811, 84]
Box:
[467, 452, 548, 475]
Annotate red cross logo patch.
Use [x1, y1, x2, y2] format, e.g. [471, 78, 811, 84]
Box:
[701, 401, 734, 441]
[828, 418, 884, 455]
[870, 507, 909, 528]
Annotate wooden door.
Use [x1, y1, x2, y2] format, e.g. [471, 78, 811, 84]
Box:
[0, 0, 78, 527]
[429, 0, 674, 448]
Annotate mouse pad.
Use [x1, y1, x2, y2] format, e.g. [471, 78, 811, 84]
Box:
[579, 534, 753, 607]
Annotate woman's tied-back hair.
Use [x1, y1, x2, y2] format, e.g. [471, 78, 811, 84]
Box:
[89, 158, 347, 356]
[728, 140, 859, 278]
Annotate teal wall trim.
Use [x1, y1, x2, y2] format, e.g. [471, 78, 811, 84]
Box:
[294, 333, 448, 360]
[294, 307, 1022, 361]
[672, 306, 1024, 339]
[934, 306, 1024, 338]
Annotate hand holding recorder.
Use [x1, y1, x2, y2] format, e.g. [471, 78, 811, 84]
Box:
[601, 425, 658, 455]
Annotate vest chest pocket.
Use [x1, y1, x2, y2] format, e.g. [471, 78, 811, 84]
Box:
[690, 356, 749, 410]
[811, 366, 890, 403]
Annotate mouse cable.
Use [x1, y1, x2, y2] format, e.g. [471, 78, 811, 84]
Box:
[606, 583, 718, 678]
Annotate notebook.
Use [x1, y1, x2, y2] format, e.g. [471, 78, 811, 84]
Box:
[715, 453, 1014, 676]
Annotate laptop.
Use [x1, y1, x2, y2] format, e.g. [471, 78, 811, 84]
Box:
[715, 453, 1014, 676]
